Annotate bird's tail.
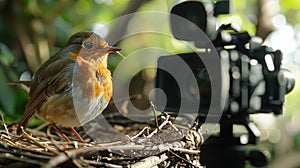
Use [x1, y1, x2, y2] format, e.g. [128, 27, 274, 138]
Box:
[16, 108, 35, 135]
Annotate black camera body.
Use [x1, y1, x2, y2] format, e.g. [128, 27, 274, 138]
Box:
[155, 1, 295, 167]
[155, 1, 294, 116]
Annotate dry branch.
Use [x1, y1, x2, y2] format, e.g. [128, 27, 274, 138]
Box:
[131, 153, 169, 168]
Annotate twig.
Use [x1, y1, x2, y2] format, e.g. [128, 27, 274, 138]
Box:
[81, 158, 123, 168]
[0, 153, 45, 166]
[129, 126, 149, 140]
[147, 114, 170, 138]
[21, 128, 58, 154]
[1, 114, 9, 135]
[46, 124, 72, 155]
[168, 121, 182, 136]
[107, 144, 168, 152]
[93, 140, 123, 147]
[1, 135, 19, 147]
[170, 147, 200, 155]
[46, 125, 61, 141]
[169, 150, 198, 168]
[72, 157, 89, 168]
[190, 114, 204, 131]
[26, 128, 49, 138]
[0, 147, 53, 160]
[46, 144, 171, 168]
[45, 146, 106, 168]
[131, 153, 168, 168]
[150, 101, 159, 130]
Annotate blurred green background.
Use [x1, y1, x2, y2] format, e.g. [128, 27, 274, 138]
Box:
[0, 0, 300, 167]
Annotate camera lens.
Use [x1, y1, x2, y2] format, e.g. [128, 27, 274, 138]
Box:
[278, 68, 295, 94]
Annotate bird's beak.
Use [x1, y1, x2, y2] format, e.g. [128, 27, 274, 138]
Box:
[106, 46, 121, 53]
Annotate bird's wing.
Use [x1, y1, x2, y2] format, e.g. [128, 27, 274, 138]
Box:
[17, 56, 75, 134]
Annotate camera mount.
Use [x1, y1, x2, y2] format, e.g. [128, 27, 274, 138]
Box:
[199, 114, 268, 167]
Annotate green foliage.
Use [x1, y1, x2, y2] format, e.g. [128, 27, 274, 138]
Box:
[0, 69, 15, 116]
[280, 0, 300, 11]
[279, 0, 300, 25]
[0, 43, 14, 65]
[0, 42, 27, 121]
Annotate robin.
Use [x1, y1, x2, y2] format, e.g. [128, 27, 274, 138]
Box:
[17, 31, 121, 142]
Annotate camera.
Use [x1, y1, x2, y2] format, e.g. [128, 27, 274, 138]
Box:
[155, 1, 295, 167]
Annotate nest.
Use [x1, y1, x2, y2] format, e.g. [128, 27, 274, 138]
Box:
[0, 111, 204, 168]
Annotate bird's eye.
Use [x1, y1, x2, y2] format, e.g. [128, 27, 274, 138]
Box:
[83, 41, 93, 50]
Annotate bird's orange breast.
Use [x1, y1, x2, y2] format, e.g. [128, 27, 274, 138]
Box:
[94, 65, 112, 102]
[74, 56, 112, 102]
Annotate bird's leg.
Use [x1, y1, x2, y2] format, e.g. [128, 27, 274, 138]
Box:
[52, 124, 70, 142]
[70, 127, 84, 142]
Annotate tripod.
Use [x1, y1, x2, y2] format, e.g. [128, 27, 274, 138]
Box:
[200, 114, 269, 167]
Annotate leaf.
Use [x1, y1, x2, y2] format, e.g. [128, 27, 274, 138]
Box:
[0, 68, 16, 116]
[0, 42, 14, 65]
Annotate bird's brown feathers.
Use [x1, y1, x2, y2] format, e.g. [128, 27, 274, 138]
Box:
[17, 53, 75, 134]
[17, 31, 118, 135]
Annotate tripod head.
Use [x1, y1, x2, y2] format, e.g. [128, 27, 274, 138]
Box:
[199, 114, 269, 167]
